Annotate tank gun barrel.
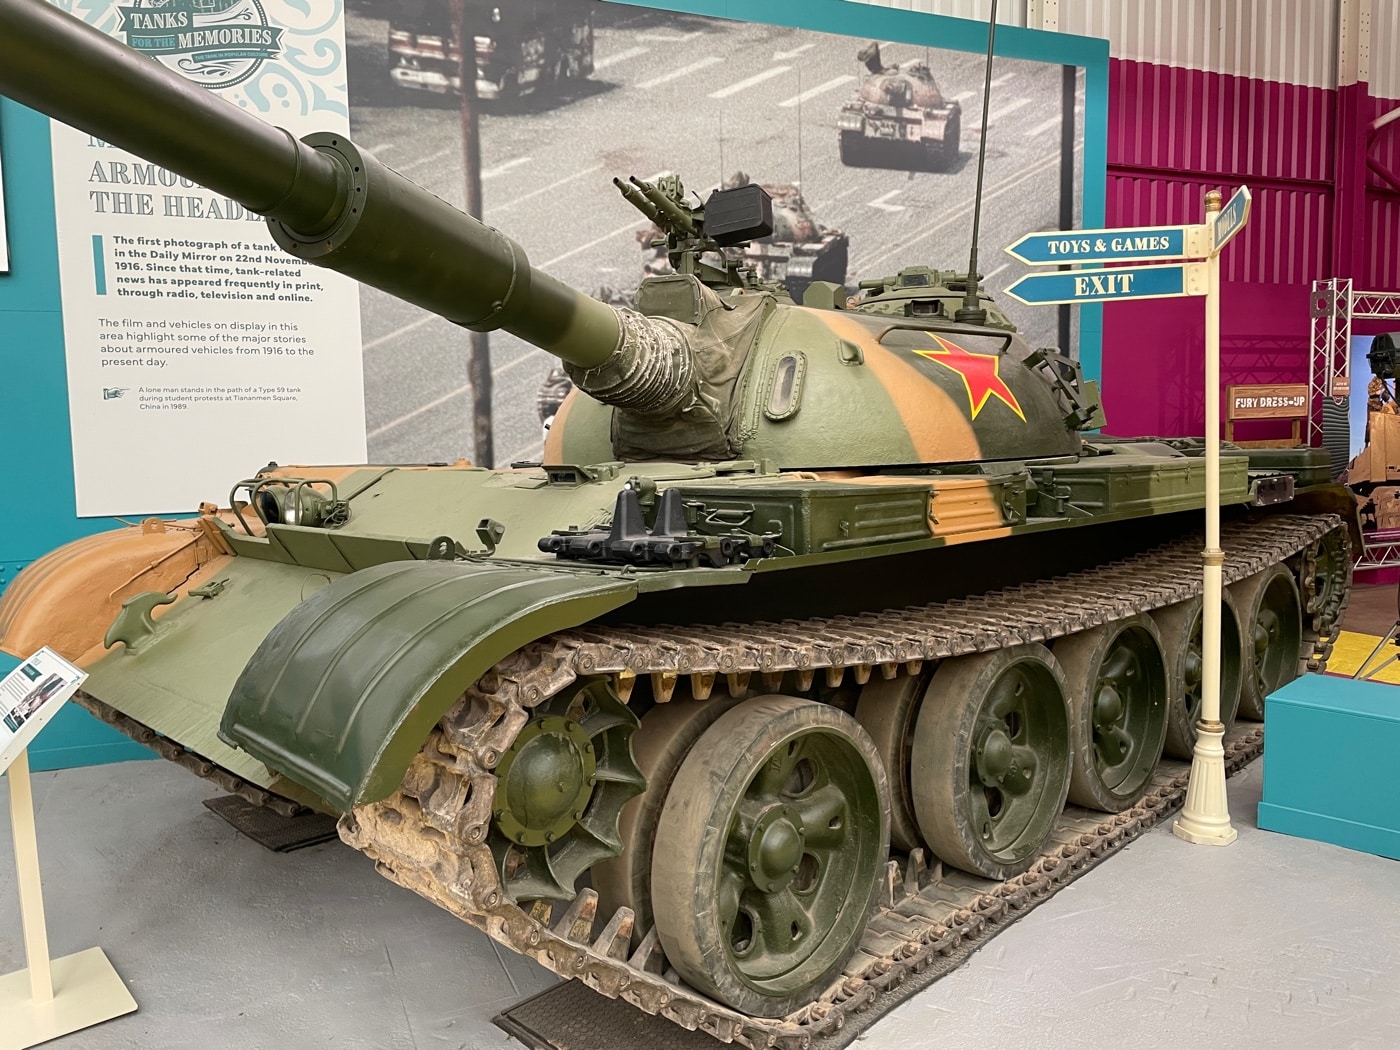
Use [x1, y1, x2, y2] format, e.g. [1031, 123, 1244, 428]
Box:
[0, 0, 620, 369]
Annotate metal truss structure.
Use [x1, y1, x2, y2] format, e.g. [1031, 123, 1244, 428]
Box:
[1311, 281, 1400, 567]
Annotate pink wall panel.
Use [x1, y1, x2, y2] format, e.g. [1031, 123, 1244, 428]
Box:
[1100, 59, 1351, 437]
[1109, 61, 1335, 184]
[1365, 94, 1400, 291]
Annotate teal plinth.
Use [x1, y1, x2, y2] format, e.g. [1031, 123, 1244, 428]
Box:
[1258, 673, 1400, 861]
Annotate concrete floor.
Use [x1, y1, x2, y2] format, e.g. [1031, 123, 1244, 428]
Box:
[2, 755, 1398, 1050]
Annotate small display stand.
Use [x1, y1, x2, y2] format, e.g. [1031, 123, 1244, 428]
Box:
[1, 649, 137, 1049]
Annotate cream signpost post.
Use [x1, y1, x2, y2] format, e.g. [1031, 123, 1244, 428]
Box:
[1, 649, 137, 1049]
[1005, 185, 1253, 846]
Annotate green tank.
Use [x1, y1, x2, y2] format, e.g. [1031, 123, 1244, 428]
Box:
[0, 2, 1357, 1042]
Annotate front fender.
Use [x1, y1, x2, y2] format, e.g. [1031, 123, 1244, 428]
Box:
[220, 560, 636, 812]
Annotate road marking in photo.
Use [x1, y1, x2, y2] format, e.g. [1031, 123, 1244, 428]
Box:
[867, 190, 905, 213]
[637, 56, 723, 90]
[779, 74, 855, 108]
[494, 165, 604, 212]
[708, 65, 791, 100]
[367, 348, 547, 440]
[987, 98, 1031, 122]
[363, 315, 436, 353]
[506, 439, 545, 465]
[483, 157, 532, 180]
[990, 72, 1018, 88]
[399, 146, 455, 174]
[952, 90, 976, 103]
[1030, 116, 1060, 136]
[851, 151, 1065, 273]
[540, 221, 647, 271]
[774, 43, 815, 61]
[637, 31, 700, 42]
[593, 46, 649, 70]
[367, 143, 395, 154]
[983, 262, 1010, 281]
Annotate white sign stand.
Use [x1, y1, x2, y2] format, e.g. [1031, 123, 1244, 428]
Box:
[1, 647, 137, 1049]
[2, 749, 137, 1049]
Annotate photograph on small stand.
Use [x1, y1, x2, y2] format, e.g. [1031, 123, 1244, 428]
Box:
[0, 647, 85, 770]
[345, 0, 1085, 467]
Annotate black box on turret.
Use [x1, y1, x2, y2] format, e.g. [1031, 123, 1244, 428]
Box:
[704, 183, 773, 246]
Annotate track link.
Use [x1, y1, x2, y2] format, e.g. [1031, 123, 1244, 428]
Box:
[340, 513, 1346, 1049]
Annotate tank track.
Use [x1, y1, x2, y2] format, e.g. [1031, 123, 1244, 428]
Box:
[69, 691, 308, 818]
[338, 512, 1345, 1050]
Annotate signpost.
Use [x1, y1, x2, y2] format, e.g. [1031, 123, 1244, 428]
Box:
[1004, 186, 1253, 848]
[1004, 262, 1208, 306]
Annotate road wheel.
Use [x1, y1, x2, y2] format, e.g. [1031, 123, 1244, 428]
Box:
[591, 695, 741, 943]
[651, 696, 889, 1017]
[488, 678, 644, 902]
[1231, 564, 1304, 719]
[854, 670, 930, 852]
[1155, 593, 1244, 759]
[911, 644, 1071, 880]
[1054, 615, 1169, 811]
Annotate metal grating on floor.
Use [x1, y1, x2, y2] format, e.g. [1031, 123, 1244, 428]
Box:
[202, 795, 340, 852]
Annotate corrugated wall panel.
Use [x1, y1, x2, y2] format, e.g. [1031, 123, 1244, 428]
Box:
[1370, 197, 1400, 290]
[1109, 62, 1335, 191]
[1106, 176, 1333, 285]
[1375, 1, 1400, 101]
[1062, 0, 1336, 88]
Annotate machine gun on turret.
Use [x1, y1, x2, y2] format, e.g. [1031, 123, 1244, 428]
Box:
[613, 173, 775, 288]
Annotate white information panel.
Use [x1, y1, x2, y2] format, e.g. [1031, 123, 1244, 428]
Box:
[0, 647, 86, 775]
[49, 0, 366, 516]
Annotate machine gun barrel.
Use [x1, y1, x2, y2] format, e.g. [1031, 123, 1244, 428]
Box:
[0, 0, 620, 369]
[631, 177, 697, 236]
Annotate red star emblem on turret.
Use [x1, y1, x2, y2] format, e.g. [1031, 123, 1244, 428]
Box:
[912, 334, 1026, 422]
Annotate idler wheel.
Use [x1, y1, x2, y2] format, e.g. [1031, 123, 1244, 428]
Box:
[651, 697, 889, 1017]
[1154, 593, 1244, 760]
[911, 645, 1071, 880]
[591, 695, 742, 943]
[489, 678, 644, 903]
[1054, 615, 1170, 812]
[1230, 564, 1304, 720]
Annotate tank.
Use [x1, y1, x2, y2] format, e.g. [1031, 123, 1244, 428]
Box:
[640, 174, 850, 301]
[838, 42, 962, 170]
[0, 2, 1358, 1042]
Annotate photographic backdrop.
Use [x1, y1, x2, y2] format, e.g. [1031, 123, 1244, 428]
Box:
[346, 0, 1085, 466]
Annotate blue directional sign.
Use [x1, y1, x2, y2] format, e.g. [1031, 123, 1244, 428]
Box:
[1003, 263, 1207, 307]
[1212, 186, 1253, 254]
[1005, 225, 1197, 265]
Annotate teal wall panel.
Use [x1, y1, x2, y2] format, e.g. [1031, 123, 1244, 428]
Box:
[0, 97, 151, 769]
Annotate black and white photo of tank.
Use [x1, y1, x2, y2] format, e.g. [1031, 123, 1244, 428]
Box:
[345, 0, 1084, 467]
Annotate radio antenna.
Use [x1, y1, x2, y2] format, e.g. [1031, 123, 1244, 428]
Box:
[955, 0, 998, 325]
[796, 68, 804, 186]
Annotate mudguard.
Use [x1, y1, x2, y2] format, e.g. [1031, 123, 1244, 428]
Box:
[220, 560, 637, 812]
